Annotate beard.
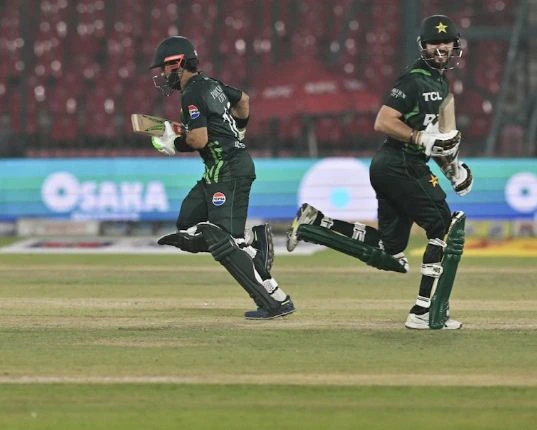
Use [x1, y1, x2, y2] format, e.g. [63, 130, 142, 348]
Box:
[424, 48, 452, 70]
[430, 48, 450, 62]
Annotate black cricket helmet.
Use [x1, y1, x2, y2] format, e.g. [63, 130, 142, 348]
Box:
[150, 36, 198, 95]
[417, 15, 462, 70]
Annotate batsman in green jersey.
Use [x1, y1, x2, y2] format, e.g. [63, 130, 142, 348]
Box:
[287, 15, 473, 329]
[149, 36, 294, 320]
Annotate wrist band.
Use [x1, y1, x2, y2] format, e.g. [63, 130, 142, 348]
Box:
[233, 115, 249, 129]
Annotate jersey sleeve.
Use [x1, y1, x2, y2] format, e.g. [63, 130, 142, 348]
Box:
[383, 77, 418, 116]
[222, 84, 242, 107]
[181, 90, 208, 131]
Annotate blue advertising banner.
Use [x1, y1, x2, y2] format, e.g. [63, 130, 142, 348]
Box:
[0, 158, 535, 222]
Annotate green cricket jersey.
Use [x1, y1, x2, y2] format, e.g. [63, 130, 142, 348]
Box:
[383, 58, 450, 155]
[181, 73, 255, 183]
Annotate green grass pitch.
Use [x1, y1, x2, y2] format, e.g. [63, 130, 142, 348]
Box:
[0, 238, 536, 429]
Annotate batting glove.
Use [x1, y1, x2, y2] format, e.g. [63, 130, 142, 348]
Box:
[450, 161, 473, 196]
[413, 122, 461, 158]
[151, 121, 178, 156]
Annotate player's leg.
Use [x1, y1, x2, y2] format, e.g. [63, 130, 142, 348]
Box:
[206, 180, 293, 315]
[375, 194, 413, 272]
[428, 211, 466, 328]
[371, 153, 463, 329]
[286, 203, 408, 273]
[399, 176, 463, 329]
[287, 204, 382, 251]
[206, 179, 272, 272]
[250, 223, 274, 274]
[196, 222, 294, 319]
[157, 181, 209, 252]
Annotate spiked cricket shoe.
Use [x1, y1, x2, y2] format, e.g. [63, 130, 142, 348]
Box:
[286, 203, 318, 252]
[405, 312, 462, 330]
[244, 296, 295, 320]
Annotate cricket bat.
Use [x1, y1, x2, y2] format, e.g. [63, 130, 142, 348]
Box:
[438, 93, 455, 133]
[436, 93, 473, 196]
[131, 113, 183, 137]
[434, 93, 460, 177]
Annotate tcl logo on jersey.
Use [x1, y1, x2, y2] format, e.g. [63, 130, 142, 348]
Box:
[188, 104, 200, 120]
[422, 91, 442, 101]
[212, 192, 226, 206]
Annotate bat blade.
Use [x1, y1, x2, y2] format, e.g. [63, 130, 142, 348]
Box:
[131, 113, 182, 137]
[438, 93, 456, 132]
[435, 92, 461, 177]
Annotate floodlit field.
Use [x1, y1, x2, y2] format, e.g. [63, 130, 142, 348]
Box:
[1, 237, 536, 430]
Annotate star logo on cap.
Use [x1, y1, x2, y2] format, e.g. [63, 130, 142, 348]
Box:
[436, 22, 448, 33]
[429, 174, 439, 187]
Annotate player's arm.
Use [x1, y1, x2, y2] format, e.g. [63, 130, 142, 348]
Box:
[223, 84, 249, 140]
[181, 92, 209, 150]
[185, 127, 208, 149]
[229, 91, 249, 119]
[374, 81, 418, 143]
[153, 118, 208, 154]
[374, 105, 414, 143]
[374, 105, 460, 158]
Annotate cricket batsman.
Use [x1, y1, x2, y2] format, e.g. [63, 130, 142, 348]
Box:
[149, 36, 295, 319]
[287, 15, 473, 329]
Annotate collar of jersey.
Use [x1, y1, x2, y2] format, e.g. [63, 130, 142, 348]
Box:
[183, 72, 203, 91]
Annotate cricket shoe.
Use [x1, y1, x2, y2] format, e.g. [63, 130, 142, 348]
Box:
[286, 203, 319, 252]
[251, 223, 274, 273]
[404, 312, 462, 330]
[244, 296, 295, 320]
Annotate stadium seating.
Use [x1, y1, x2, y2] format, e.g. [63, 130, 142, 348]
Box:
[0, 0, 519, 156]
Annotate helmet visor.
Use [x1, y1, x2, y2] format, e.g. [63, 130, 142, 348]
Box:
[152, 57, 184, 96]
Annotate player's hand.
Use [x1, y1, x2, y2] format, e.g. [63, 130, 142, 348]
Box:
[451, 161, 473, 196]
[151, 121, 178, 156]
[413, 122, 461, 158]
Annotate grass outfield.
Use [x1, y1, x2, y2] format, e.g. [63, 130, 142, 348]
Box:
[1, 239, 536, 429]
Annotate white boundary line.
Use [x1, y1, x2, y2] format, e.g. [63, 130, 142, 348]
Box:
[0, 237, 324, 255]
[1, 374, 536, 386]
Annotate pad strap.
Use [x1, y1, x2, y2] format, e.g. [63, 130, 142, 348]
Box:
[297, 224, 407, 273]
[421, 263, 443, 278]
[420, 238, 446, 278]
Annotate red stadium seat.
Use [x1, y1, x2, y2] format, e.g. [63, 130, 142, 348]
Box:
[1, 0, 519, 156]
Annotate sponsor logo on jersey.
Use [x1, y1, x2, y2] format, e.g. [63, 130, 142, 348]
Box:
[422, 91, 441, 101]
[212, 192, 226, 206]
[188, 104, 200, 120]
[390, 88, 406, 99]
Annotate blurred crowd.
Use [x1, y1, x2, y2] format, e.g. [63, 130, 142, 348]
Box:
[1, 0, 533, 158]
